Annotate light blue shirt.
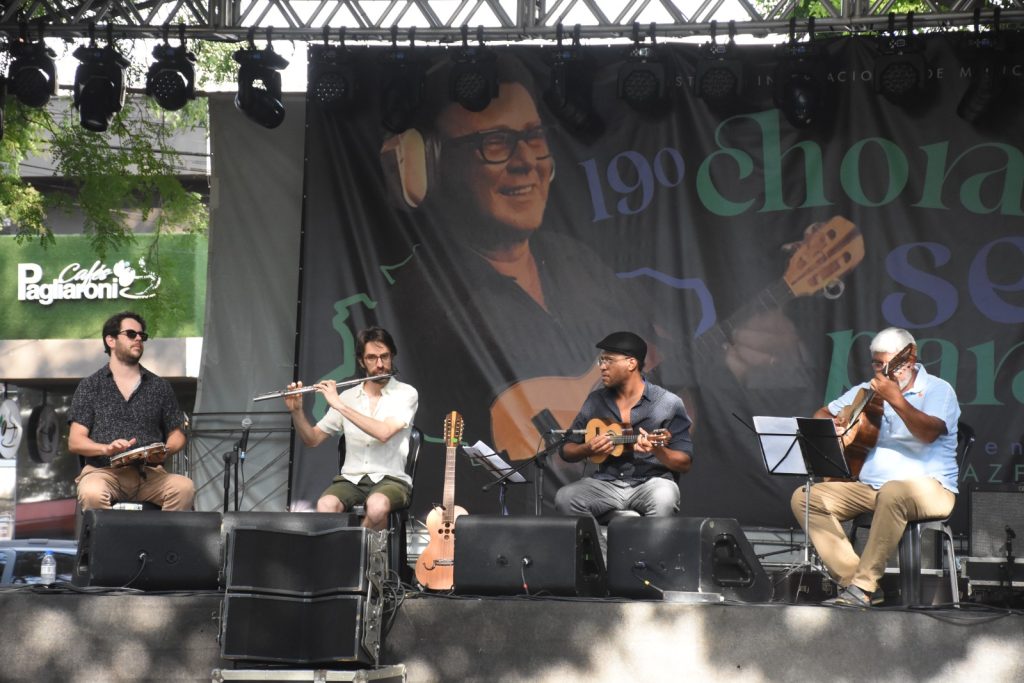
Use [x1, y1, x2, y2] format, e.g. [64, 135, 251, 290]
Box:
[827, 364, 960, 493]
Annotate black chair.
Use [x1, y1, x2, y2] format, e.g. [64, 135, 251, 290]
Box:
[337, 426, 422, 582]
[850, 420, 975, 606]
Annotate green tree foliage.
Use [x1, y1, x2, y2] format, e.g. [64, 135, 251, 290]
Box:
[0, 39, 219, 257]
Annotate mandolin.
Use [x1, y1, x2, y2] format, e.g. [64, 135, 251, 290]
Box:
[415, 411, 467, 591]
[585, 418, 669, 464]
[489, 216, 865, 462]
[837, 343, 915, 478]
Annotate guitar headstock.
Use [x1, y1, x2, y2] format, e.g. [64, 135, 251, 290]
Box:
[882, 343, 915, 379]
[783, 216, 865, 298]
[443, 411, 464, 447]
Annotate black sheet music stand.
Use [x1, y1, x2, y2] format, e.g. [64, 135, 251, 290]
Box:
[754, 416, 850, 584]
[465, 445, 528, 516]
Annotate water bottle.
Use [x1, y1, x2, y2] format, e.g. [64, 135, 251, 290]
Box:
[40, 551, 57, 586]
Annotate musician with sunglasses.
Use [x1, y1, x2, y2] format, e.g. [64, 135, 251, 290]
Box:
[790, 327, 959, 607]
[69, 311, 195, 511]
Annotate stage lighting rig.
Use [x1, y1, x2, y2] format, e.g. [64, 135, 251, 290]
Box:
[146, 24, 196, 111]
[695, 21, 744, 107]
[309, 26, 358, 112]
[544, 24, 604, 144]
[618, 22, 669, 115]
[234, 28, 289, 129]
[379, 26, 428, 133]
[874, 12, 927, 106]
[957, 8, 1006, 124]
[449, 25, 498, 112]
[773, 18, 831, 130]
[72, 23, 130, 133]
[8, 21, 58, 108]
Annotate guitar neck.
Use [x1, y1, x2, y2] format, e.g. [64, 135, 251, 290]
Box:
[695, 279, 794, 360]
[441, 444, 457, 523]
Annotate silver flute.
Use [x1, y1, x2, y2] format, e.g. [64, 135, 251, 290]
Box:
[252, 374, 394, 402]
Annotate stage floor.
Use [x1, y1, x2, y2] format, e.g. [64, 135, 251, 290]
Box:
[2, 587, 1023, 682]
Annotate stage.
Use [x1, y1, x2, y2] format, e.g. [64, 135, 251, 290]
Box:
[2, 589, 1023, 682]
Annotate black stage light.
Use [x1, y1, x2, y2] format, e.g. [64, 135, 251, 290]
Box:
[309, 26, 358, 112]
[449, 25, 498, 112]
[234, 28, 289, 129]
[957, 8, 1006, 124]
[544, 24, 604, 144]
[618, 22, 668, 114]
[380, 27, 428, 133]
[72, 25, 130, 133]
[146, 25, 196, 111]
[874, 12, 927, 106]
[695, 21, 744, 106]
[773, 18, 831, 130]
[8, 22, 58, 108]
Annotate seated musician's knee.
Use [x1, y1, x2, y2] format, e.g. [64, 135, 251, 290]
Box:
[790, 486, 809, 518]
[316, 495, 344, 513]
[364, 493, 392, 520]
[78, 479, 113, 511]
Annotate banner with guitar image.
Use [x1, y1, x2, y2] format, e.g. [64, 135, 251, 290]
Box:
[294, 36, 1024, 532]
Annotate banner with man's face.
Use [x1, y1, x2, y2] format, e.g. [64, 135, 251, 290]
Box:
[295, 36, 1024, 531]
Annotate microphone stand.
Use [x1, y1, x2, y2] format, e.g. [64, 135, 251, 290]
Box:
[222, 448, 237, 514]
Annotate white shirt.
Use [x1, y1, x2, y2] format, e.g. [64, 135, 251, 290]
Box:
[315, 378, 418, 486]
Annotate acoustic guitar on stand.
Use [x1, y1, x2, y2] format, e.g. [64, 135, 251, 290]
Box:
[836, 343, 915, 479]
[585, 418, 669, 464]
[415, 411, 467, 591]
[489, 216, 865, 462]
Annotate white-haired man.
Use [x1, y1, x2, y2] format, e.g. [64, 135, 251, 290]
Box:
[790, 327, 960, 607]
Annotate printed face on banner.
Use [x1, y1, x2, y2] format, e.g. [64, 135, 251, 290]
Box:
[435, 82, 553, 236]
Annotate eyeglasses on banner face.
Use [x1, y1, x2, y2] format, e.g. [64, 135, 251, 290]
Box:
[447, 126, 551, 164]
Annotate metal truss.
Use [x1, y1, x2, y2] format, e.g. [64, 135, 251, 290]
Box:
[0, 0, 1020, 42]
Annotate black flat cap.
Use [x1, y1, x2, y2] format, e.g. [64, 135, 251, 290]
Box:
[596, 331, 647, 365]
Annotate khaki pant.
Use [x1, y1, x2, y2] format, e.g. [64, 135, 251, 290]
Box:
[76, 464, 195, 511]
[790, 477, 955, 593]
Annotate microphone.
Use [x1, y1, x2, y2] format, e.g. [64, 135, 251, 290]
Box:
[238, 417, 252, 462]
[1006, 525, 1017, 540]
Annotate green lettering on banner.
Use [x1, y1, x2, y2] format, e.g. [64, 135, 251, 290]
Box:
[839, 138, 909, 207]
[822, 329, 875, 403]
[757, 110, 830, 212]
[916, 142, 1024, 215]
[695, 114, 756, 216]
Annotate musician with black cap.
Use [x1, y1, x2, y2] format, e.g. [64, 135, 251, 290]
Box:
[555, 331, 693, 519]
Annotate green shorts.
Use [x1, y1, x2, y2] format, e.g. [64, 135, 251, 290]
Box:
[320, 475, 412, 511]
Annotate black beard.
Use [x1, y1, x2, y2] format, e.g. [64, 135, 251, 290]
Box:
[114, 347, 142, 366]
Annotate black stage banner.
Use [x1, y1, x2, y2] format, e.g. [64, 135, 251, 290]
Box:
[295, 36, 1024, 531]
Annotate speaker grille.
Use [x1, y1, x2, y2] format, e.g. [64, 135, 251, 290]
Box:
[970, 484, 1024, 557]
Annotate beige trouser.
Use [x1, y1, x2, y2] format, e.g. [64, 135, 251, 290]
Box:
[790, 477, 955, 593]
[77, 464, 195, 511]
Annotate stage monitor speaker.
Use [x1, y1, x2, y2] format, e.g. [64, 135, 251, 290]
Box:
[220, 593, 379, 665]
[453, 515, 606, 596]
[74, 510, 222, 590]
[969, 483, 1024, 557]
[225, 526, 380, 596]
[607, 516, 771, 602]
[222, 511, 359, 541]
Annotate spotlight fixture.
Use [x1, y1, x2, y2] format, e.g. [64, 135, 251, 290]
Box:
[874, 12, 927, 106]
[72, 23, 130, 133]
[234, 27, 289, 129]
[449, 25, 498, 112]
[957, 8, 1005, 124]
[617, 22, 668, 115]
[544, 24, 604, 144]
[379, 26, 428, 133]
[695, 21, 744, 106]
[146, 24, 196, 111]
[309, 26, 358, 112]
[773, 18, 831, 130]
[8, 21, 58, 108]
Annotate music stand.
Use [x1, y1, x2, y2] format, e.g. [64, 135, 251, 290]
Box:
[753, 416, 850, 583]
[463, 441, 528, 515]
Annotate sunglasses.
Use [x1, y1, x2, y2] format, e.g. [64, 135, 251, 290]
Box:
[118, 330, 149, 342]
